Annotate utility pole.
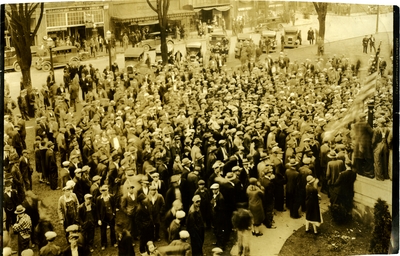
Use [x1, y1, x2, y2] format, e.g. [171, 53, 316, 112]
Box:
[375, 5, 380, 33]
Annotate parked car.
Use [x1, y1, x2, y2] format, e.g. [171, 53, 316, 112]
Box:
[260, 30, 277, 53]
[186, 42, 202, 62]
[155, 43, 174, 62]
[283, 28, 299, 48]
[138, 32, 174, 52]
[235, 33, 253, 58]
[35, 46, 86, 71]
[209, 33, 229, 47]
[4, 47, 21, 72]
[125, 47, 145, 78]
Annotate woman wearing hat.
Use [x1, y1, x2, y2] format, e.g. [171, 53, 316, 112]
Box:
[246, 178, 264, 236]
[305, 175, 322, 234]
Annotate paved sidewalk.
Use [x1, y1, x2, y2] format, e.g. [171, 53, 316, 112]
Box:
[230, 193, 330, 256]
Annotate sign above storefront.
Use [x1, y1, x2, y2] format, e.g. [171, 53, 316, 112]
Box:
[238, 7, 252, 11]
[46, 5, 103, 14]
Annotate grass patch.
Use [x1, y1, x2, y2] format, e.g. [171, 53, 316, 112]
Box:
[279, 210, 372, 256]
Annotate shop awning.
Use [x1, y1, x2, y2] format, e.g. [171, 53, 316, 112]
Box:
[195, 5, 231, 12]
[111, 4, 194, 23]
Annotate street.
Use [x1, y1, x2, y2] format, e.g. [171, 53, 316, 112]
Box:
[5, 12, 393, 102]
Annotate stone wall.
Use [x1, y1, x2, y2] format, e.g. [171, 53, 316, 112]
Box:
[353, 175, 392, 225]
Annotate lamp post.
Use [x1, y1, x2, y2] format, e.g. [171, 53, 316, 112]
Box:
[106, 30, 112, 71]
[46, 36, 55, 74]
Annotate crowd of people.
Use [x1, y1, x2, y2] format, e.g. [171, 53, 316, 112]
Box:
[3, 34, 393, 256]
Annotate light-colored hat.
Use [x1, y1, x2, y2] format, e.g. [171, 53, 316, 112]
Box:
[3, 247, 12, 256]
[176, 210, 186, 219]
[303, 157, 312, 165]
[66, 224, 80, 232]
[15, 205, 26, 214]
[179, 230, 190, 239]
[288, 158, 299, 166]
[225, 172, 236, 181]
[212, 160, 224, 169]
[306, 175, 316, 184]
[21, 249, 34, 256]
[84, 194, 93, 199]
[327, 150, 338, 158]
[210, 183, 220, 190]
[182, 158, 192, 166]
[66, 180, 75, 188]
[45, 231, 57, 240]
[192, 195, 201, 202]
[62, 161, 70, 167]
[212, 247, 224, 254]
[92, 175, 101, 182]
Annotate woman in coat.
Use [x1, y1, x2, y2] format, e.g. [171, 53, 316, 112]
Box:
[305, 175, 322, 234]
[246, 178, 264, 236]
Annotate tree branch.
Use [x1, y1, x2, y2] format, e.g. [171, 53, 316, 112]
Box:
[146, 0, 157, 13]
[32, 3, 44, 37]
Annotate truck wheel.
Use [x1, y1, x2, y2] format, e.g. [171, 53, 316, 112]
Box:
[42, 62, 51, 72]
[13, 62, 21, 72]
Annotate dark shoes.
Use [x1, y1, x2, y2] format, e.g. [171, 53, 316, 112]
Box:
[252, 231, 263, 236]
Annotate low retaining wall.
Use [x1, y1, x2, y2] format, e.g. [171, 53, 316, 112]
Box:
[353, 175, 392, 225]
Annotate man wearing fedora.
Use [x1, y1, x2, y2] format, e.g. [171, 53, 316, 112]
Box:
[285, 158, 301, 218]
[13, 205, 32, 256]
[4, 180, 19, 231]
[326, 150, 345, 201]
[19, 150, 33, 191]
[45, 141, 58, 189]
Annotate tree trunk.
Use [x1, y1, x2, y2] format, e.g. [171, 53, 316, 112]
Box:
[160, 27, 169, 65]
[318, 15, 326, 40]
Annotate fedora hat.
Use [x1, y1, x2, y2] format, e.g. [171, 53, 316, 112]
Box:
[288, 158, 299, 167]
[306, 175, 316, 184]
[15, 205, 26, 214]
[225, 172, 236, 181]
[327, 150, 338, 158]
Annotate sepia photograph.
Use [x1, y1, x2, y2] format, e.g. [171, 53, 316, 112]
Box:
[1, 0, 397, 255]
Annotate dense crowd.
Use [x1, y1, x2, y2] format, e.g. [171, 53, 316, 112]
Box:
[3, 39, 393, 256]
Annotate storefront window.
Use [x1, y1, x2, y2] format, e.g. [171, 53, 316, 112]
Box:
[86, 10, 104, 23]
[67, 11, 85, 26]
[47, 13, 67, 28]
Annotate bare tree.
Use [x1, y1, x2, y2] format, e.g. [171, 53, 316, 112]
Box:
[146, 0, 170, 65]
[6, 3, 44, 90]
[313, 2, 329, 40]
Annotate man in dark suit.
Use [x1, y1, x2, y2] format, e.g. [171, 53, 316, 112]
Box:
[62, 233, 90, 256]
[216, 140, 229, 162]
[210, 183, 227, 250]
[326, 150, 345, 202]
[150, 172, 167, 198]
[270, 147, 286, 211]
[96, 185, 117, 250]
[259, 164, 276, 228]
[69, 81, 79, 112]
[19, 150, 33, 190]
[3, 180, 19, 231]
[285, 158, 301, 218]
[333, 163, 357, 211]
[78, 194, 97, 252]
[120, 184, 139, 239]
